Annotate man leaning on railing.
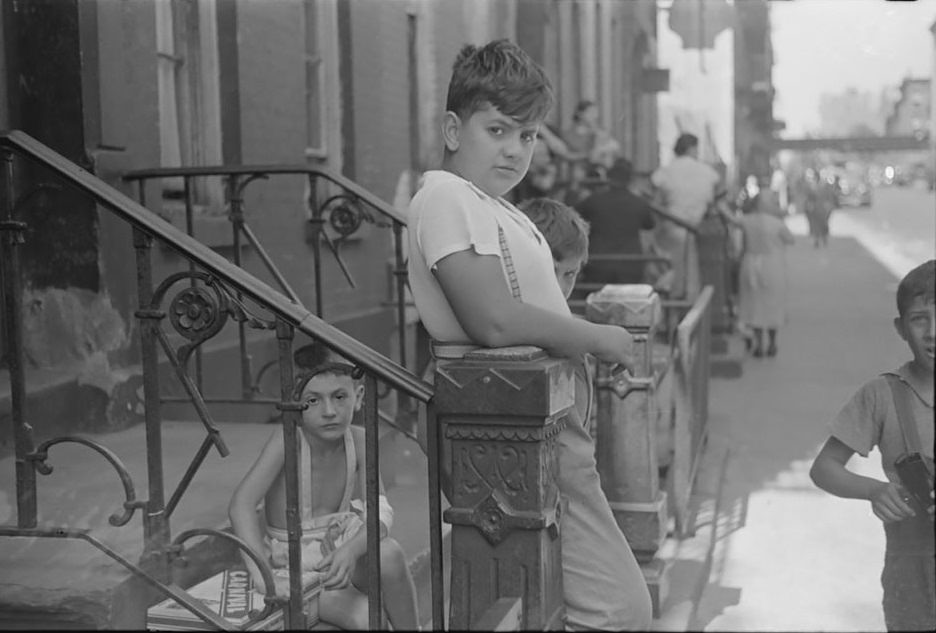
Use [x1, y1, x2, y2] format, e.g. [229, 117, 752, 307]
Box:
[649, 133, 724, 301]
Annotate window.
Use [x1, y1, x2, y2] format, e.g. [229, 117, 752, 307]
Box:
[303, 0, 341, 171]
[155, 0, 223, 211]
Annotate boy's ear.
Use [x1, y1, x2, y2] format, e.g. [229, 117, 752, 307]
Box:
[893, 315, 907, 342]
[441, 111, 461, 152]
[352, 383, 366, 411]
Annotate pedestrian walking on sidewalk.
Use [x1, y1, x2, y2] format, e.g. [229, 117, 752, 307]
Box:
[407, 39, 652, 630]
[716, 181, 794, 357]
[805, 169, 836, 248]
[810, 259, 935, 632]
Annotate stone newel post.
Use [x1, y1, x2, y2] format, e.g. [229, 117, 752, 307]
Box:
[434, 346, 572, 630]
[586, 284, 669, 612]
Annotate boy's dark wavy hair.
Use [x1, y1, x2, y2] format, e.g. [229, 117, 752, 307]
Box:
[292, 341, 363, 401]
[446, 39, 554, 124]
[517, 197, 590, 263]
[896, 259, 935, 318]
[673, 133, 699, 157]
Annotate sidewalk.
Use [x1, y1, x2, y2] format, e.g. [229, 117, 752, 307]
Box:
[655, 217, 908, 631]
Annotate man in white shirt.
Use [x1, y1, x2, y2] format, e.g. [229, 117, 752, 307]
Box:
[650, 133, 722, 300]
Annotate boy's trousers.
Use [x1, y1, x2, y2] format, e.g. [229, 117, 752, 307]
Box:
[558, 366, 653, 631]
[881, 519, 936, 631]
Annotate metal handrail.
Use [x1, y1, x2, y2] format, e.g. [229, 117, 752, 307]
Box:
[123, 163, 408, 226]
[1, 130, 431, 402]
[2, 129, 444, 628]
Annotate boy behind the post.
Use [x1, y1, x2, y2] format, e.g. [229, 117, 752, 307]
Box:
[517, 196, 590, 300]
[407, 39, 651, 630]
[810, 259, 935, 631]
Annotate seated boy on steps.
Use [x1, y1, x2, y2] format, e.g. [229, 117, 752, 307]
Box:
[229, 342, 419, 630]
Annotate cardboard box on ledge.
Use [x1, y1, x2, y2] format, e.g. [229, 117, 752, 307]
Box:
[146, 568, 322, 631]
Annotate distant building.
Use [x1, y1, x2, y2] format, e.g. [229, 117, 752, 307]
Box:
[657, 0, 735, 184]
[817, 87, 884, 137]
[884, 77, 931, 138]
[733, 0, 774, 184]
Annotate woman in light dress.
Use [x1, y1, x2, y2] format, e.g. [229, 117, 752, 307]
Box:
[719, 180, 794, 357]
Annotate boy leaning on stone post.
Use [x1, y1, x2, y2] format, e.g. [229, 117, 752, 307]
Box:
[406, 38, 652, 630]
[810, 259, 935, 631]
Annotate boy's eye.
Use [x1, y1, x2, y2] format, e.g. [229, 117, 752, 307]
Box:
[488, 126, 504, 136]
[303, 397, 319, 406]
[520, 131, 538, 144]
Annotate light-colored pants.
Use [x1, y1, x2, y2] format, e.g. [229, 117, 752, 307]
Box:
[266, 511, 363, 571]
[559, 366, 653, 631]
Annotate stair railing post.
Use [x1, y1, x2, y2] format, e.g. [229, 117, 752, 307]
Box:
[434, 346, 570, 630]
[1, 147, 38, 528]
[133, 226, 171, 583]
[274, 319, 306, 630]
[585, 284, 669, 614]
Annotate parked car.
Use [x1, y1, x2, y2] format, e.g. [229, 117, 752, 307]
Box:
[837, 175, 873, 207]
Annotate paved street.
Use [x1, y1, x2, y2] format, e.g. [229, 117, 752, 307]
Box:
[658, 185, 934, 632]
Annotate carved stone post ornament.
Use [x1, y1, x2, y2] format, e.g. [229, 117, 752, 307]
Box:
[434, 346, 572, 630]
[586, 284, 670, 612]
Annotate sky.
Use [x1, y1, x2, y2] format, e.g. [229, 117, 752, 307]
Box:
[771, 0, 936, 137]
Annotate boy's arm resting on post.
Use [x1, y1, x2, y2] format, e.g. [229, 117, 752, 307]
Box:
[228, 430, 286, 587]
[810, 436, 917, 523]
[434, 249, 636, 369]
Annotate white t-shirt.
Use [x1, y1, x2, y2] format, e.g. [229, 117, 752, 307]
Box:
[651, 155, 720, 226]
[407, 170, 570, 344]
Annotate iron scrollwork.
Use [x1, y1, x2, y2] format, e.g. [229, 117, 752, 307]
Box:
[27, 436, 144, 527]
[309, 190, 393, 289]
[152, 271, 276, 368]
[171, 528, 286, 621]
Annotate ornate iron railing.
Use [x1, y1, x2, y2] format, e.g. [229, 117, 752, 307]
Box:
[122, 163, 424, 441]
[0, 130, 442, 629]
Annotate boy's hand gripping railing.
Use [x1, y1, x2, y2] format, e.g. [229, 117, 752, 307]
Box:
[434, 345, 571, 630]
[1, 130, 438, 630]
[585, 285, 670, 614]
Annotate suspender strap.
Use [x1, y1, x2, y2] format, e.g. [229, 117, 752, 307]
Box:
[498, 225, 523, 301]
[884, 374, 922, 455]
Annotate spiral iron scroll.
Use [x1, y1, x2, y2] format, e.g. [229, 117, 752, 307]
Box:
[171, 528, 285, 621]
[28, 436, 143, 527]
[151, 271, 275, 367]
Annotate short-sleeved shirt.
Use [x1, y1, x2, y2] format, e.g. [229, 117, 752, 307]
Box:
[650, 156, 720, 227]
[407, 170, 570, 344]
[830, 363, 935, 555]
[829, 363, 934, 486]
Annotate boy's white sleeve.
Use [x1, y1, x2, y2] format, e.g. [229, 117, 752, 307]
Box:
[828, 381, 881, 457]
[415, 182, 501, 270]
[378, 494, 394, 533]
[350, 496, 394, 534]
